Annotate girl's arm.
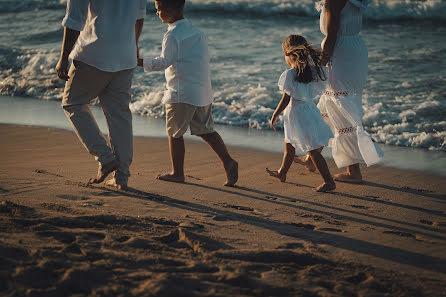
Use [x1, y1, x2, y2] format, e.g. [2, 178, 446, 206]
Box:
[321, 0, 347, 65]
[142, 34, 177, 71]
[270, 92, 291, 131]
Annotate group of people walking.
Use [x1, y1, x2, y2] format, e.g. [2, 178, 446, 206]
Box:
[56, 0, 382, 192]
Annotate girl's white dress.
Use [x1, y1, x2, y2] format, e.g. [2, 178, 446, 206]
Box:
[278, 68, 333, 152]
[317, 0, 383, 168]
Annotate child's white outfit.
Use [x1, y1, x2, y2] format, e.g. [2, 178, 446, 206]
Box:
[278, 68, 333, 152]
[143, 19, 215, 138]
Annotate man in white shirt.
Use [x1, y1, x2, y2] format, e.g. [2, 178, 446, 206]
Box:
[140, 0, 238, 186]
[56, 0, 147, 189]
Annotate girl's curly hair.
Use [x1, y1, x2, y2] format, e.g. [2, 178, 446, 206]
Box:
[282, 34, 326, 83]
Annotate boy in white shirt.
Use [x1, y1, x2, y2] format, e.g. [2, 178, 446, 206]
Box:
[139, 0, 238, 186]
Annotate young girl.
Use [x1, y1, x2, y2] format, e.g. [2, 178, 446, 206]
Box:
[266, 34, 336, 192]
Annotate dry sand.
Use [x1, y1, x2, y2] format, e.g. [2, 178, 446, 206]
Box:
[1, 124, 445, 297]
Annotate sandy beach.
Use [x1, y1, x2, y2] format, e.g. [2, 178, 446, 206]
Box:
[1, 124, 445, 296]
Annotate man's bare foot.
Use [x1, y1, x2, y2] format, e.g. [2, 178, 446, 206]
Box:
[105, 178, 128, 191]
[314, 181, 336, 192]
[293, 156, 316, 172]
[224, 160, 238, 187]
[266, 168, 286, 182]
[91, 159, 120, 184]
[333, 172, 363, 184]
[156, 173, 185, 183]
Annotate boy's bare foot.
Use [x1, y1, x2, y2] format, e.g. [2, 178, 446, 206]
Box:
[333, 172, 363, 184]
[293, 156, 316, 172]
[266, 168, 286, 182]
[224, 160, 238, 187]
[156, 173, 185, 183]
[91, 159, 119, 184]
[314, 181, 336, 192]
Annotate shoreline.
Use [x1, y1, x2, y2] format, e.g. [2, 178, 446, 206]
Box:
[1, 95, 445, 176]
[0, 124, 445, 296]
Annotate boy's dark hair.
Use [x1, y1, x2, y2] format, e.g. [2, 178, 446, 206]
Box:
[155, 0, 185, 10]
[282, 35, 326, 84]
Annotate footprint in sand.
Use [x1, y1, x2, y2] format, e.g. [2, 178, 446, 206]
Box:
[219, 203, 254, 212]
[419, 219, 446, 227]
[384, 231, 435, 243]
[57, 194, 89, 201]
[34, 169, 63, 178]
[317, 227, 345, 232]
[350, 205, 370, 209]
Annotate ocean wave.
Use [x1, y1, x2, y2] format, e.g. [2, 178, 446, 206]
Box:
[1, 0, 446, 20]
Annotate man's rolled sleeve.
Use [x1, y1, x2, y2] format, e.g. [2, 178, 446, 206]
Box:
[61, 0, 89, 31]
[137, 0, 147, 20]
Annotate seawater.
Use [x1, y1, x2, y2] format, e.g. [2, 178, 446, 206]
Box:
[0, 0, 445, 152]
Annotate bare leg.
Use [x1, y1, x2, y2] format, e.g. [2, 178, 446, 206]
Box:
[333, 163, 363, 184]
[199, 132, 238, 186]
[294, 147, 323, 172]
[308, 148, 336, 192]
[157, 136, 185, 182]
[266, 142, 295, 183]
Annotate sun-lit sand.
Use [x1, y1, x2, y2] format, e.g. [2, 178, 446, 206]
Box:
[1, 124, 445, 296]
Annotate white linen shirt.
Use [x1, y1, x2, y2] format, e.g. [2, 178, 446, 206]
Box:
[62, 0, 147, 72]
[143, 19, 213, 107]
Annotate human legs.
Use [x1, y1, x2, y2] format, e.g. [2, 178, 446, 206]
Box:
[99, 68, 134, 187]
[199, 132, 238, 186]
[307, 148, 336, 192]
[157, 136, 186, 182]
[293, 146, 323, 172]
[62, 60, 117, 181]
[266, 142, 295, 182]
[333, 163, 362, 184]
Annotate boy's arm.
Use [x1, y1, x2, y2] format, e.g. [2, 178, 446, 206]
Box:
[143, 34, 177, 72]
[270, 92, 291, 131]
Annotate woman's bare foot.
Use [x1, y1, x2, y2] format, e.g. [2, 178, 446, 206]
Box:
[224, 160, 238, 187]
[266, 168, 286, 182]
[293, 156, 316, 172]
[333, 172, 362, 184]
[156, 173, 185, 183]
[314, 181, 336, 192]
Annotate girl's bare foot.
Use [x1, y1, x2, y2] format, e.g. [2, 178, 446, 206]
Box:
[266, 168, 286, 182]
[224, 160, 238, 187]
[314, 181, 336, 192]
[333, 172, 362, 184]
[156, 173, 185, 183]
[293, 156, 316, 172]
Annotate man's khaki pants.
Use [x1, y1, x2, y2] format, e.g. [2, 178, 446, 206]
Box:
[62, 60, 134, 185]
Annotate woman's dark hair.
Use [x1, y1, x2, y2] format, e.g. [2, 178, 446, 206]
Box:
[282, 34, 326, 83]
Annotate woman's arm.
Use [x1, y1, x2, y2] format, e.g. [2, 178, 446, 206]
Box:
[270, 92, 291, 131]
[321, 0, 347, 65]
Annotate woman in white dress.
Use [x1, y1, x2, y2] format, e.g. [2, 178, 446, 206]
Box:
[296, 0, 383, 183]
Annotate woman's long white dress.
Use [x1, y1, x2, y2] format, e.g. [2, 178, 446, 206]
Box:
[317, 0, 383, 168]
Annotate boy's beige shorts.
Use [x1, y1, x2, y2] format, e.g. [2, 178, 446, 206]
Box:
[165, 103, 215, 138]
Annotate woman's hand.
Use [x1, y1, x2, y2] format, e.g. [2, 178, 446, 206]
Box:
[270, 115, 278, 131]
[320, 52, 331, 66]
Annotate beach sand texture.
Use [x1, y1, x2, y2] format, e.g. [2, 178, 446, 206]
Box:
[1, 124, 445, 296]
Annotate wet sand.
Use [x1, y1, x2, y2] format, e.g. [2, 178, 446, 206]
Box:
[1, 124, 445, 296]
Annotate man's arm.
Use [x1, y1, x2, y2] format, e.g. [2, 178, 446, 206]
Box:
[135, 18, 144, 65]
[56, 27, 80, 81]
[321, 0, 347, 65]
